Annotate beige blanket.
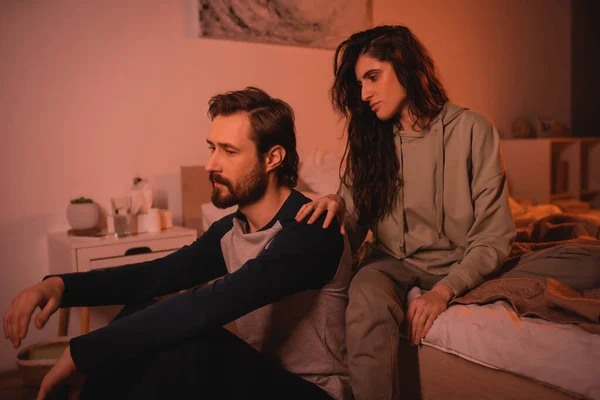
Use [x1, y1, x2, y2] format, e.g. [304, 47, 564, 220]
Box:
[510, 214, 600, 258]
[452, 277, 600, 334]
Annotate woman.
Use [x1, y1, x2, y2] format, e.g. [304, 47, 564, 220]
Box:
[296, 25, 600, 400]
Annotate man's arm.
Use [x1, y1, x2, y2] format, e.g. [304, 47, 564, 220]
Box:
[67, 217, 344, 376]
[55, 219, 231, 308]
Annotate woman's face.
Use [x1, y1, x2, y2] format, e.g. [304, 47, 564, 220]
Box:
[354, 54, 406, 121]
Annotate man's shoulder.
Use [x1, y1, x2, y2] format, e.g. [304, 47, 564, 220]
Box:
[277, 190, 323, 224]
[279, 211, 343, 249]
[278, 190, 342, 238]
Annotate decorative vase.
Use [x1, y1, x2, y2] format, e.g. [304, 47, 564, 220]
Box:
[66, 203, 100, 230]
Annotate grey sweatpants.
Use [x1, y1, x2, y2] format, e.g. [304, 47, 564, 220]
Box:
[345, 244, 600, 400]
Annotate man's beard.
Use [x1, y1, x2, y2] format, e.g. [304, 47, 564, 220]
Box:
[210, 163, 268, 209]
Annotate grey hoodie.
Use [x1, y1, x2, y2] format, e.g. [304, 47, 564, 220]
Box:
[341, 103, 516, 296]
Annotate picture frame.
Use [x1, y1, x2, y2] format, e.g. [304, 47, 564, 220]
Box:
[195, 0, 373, 50]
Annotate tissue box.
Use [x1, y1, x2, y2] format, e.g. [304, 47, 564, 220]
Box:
[136, 210, 160, 233]
[136, 209, 172, 233]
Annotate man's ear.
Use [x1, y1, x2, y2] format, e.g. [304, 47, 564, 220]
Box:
[264, 145, 286, 173]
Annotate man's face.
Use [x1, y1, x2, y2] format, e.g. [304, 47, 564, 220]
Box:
[205, 113, 268, 209]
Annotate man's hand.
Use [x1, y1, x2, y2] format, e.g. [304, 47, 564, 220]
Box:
[3, 277, 64, 348]
[37, 346, 82, 400]
[295, 194, 347, 234]
[406, 284, 454, 346]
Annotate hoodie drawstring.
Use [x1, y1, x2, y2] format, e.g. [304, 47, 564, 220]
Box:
[398, 135, 406, 252]
[396, 124, 443, 254]
[436, 124, 445, 238]
[390, 104, 467, 257]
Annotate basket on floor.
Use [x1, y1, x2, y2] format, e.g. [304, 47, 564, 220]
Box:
[16, 337, 70, 387]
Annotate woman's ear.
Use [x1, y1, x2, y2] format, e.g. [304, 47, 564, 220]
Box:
[265, 145, 286, 173]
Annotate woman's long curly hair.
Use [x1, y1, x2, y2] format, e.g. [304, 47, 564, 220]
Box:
[331, 25, 448, 227]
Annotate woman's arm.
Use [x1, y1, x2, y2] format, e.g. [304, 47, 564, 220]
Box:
[436, 117, 516, 297]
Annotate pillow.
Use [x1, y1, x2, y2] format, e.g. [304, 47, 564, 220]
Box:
[201, 203, 236, 232]
[298, 149, 342, 196]
[508, 196, 526, 216]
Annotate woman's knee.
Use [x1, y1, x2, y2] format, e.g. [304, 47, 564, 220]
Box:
[348, 268, 404, 324]
[350, 268, 396, 301]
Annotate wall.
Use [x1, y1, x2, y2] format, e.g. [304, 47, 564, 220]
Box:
[572, 0, 600, 137]
[0, 0, 571, 372]
[375, 0, 572, 136]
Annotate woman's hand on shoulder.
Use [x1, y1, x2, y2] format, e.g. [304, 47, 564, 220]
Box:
[295, 194, 347, 234]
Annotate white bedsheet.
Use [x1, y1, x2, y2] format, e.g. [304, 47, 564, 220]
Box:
[416, 290, 600, 400]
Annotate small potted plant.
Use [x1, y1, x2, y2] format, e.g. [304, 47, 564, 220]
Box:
[66, 196, 100, 231]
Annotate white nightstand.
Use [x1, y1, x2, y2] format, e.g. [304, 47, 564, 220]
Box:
[47, 226, 197, 336]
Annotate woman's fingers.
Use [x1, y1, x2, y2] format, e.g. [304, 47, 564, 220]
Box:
[307, 201, 329, 224]
[296, 196, 346, 233]
[322, 208, 336, 229]
[295, 203, 313, 222]
[420, 313, 437, 343]
[298, 203, 316, 221]
[413, 308, 431, 345]
[323, 199, 344, 228]
[338, 213, 346, 235]
[411, 308, 426, 345]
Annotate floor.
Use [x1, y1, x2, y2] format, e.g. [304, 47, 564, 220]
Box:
[0, 370, 38, 400]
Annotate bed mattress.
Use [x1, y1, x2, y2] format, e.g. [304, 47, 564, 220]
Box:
[418, 293, 600, 399]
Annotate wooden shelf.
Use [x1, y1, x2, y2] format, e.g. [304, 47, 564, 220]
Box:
[550, 192, 574, 200]
[502, 137, 599, 205]
[549, 137, 579, 144]
[581, 189, 600, 196]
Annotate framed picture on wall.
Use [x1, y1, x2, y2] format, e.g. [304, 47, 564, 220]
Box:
[195, 0, 373, 50]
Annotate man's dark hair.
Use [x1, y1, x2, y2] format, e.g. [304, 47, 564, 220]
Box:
[208, 87, 299, 188]
[331, 25, 449, 227]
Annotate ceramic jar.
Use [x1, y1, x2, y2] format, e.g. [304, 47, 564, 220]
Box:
[66, 202, 100, 230]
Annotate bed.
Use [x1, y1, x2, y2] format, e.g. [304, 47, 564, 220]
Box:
[179, 150, 600, 400]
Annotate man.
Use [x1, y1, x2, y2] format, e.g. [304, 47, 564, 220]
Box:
[4, 87, 353, 400]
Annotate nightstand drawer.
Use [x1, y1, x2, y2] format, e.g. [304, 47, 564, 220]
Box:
[88, 250, 176, 270]
[76, 236, 193, 272]
[47, 226, 197, 336]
